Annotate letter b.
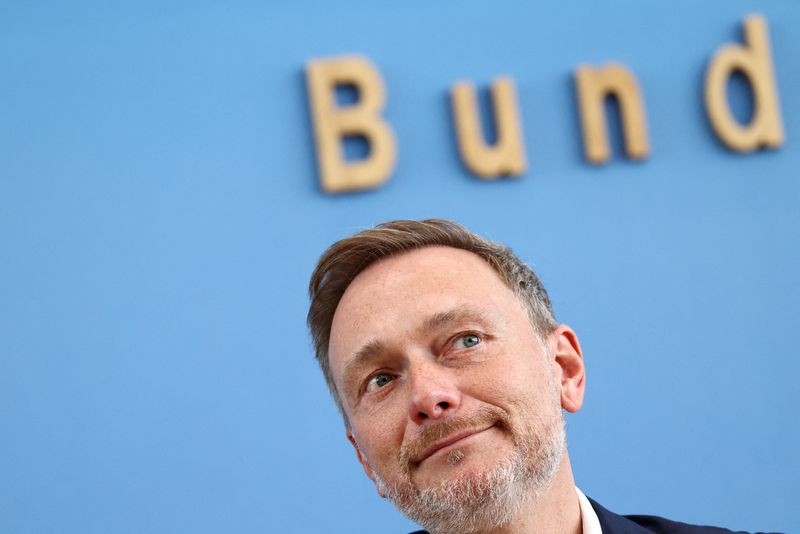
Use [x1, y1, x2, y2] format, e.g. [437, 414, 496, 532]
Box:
[306, 56, 397, 193]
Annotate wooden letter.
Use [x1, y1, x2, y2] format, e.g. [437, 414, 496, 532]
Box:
[306, 55, 396, 193]
[574, 63, 650, 164]
[704, 15, 784, 152]
[451, 77, 527, 178]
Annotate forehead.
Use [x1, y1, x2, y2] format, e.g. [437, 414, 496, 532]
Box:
[334, 245, 513, 325]
[328, 246, 524, 372]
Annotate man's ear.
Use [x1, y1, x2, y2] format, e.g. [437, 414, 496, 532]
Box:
[346, 430, 386, 498]
[549, 325, 586, 413]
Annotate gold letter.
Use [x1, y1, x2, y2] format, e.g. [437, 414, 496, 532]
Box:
[705, 15, 784, 152]
[305, 55, 396, 193]
[451, 77, 527, 178]
[574, 63, 650, 164]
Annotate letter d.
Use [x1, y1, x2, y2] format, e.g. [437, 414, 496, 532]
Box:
[705, 15, 785, 152]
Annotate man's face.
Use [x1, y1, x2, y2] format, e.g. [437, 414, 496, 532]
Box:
[328, 246, 582, 530]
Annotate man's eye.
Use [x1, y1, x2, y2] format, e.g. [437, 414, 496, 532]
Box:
[453, 334, 481, 349]
[366, 373, 394, 392]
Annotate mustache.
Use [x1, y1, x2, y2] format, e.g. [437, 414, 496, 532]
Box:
[400, 406, 510, 469]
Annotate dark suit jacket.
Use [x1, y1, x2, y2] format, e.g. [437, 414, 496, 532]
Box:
[586, 497, 778, 534]
[409, 497, 781, 534]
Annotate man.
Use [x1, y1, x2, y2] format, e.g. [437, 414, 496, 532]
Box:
[307, 219, 766, 534]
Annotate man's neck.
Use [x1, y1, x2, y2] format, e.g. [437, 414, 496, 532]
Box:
[479, 455, 582, 534]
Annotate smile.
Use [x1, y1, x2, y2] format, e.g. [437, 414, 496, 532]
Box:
[416, 424, 495, 465]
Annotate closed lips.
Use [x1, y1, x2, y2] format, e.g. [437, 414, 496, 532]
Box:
[416, 424, 494, 464]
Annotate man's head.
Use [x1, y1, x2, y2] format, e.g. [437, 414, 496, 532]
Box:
[308, 219, 560, 418]
[307, 220, 585, 533]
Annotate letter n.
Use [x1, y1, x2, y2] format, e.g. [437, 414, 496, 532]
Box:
[574, 63, 650, 164]
[305, 56, 397, 193]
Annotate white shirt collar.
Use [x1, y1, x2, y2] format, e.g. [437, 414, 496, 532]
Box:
[575, 487, 603, 534]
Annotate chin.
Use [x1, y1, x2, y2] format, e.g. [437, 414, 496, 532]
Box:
[374, 413, 566, 534]
[415, 444, 510, 484]
[378, 450, 536, 534]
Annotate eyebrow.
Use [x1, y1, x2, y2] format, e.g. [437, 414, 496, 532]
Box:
[341, 339, 386, 398]
[420, 305, 494, 333]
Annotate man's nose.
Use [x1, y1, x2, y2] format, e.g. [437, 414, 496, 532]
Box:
[407, 361, 462, 425]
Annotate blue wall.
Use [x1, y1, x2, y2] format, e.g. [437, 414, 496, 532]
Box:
[2, 2, 798, 532]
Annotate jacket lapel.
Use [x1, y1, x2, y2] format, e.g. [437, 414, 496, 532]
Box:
[588, 497, 656, 534]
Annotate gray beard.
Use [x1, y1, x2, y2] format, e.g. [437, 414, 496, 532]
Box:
[373, 413, 566, 534]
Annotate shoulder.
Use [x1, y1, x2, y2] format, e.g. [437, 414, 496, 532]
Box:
[623, 513, 756, 534]
[589, 497, 780, 534]
[407, 500, 778, 534]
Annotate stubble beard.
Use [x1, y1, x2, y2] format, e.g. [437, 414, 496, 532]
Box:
[372, 403, 566, 534]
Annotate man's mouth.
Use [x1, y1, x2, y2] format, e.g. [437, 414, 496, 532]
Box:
[414, 424, 495, 465]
